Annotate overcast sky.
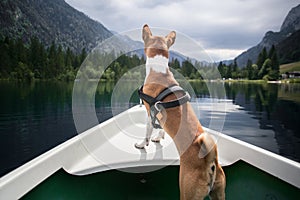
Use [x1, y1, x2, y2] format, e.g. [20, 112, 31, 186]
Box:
[65, 0, 299, 61]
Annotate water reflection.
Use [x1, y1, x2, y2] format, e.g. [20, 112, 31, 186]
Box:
[0, 81, 76, 176]
[0, 81, 299, 177]
[191, 81, 300, 162]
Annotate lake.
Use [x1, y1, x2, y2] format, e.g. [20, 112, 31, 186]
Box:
[0, 81, 299, 177]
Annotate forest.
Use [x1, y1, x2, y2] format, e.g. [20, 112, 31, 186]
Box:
[0, 37, 280, 82]
[217, 46, 280, 81]
[170, 45, 280, 81]
[0, 37, 146, 82]
[0, 37, 86, 81]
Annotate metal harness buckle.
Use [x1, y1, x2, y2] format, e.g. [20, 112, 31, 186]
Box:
[154, 101, 162, 112]
[138, 84, 190, 129]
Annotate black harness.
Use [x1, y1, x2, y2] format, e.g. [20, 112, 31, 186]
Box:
[138, 84, 191, 129]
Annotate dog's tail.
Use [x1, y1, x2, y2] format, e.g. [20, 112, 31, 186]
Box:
[196, 132, 217, 162]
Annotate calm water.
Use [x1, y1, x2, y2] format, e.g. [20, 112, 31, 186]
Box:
[0, 81, 299, 177]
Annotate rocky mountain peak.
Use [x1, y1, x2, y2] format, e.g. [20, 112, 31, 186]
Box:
[234, 4, 300, 67]
[280, 4, 300, 34]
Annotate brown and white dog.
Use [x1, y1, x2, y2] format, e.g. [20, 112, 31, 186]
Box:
[135, 24, 226, 200]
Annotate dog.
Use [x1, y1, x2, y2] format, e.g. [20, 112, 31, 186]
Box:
[135, 24, 226, 200]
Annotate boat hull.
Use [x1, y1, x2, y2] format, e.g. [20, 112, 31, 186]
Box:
[1, 105, 300, 199]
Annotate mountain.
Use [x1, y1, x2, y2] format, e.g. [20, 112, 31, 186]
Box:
[235, 4, 300, 67]
[0, 0, 112, 53]
[0, 0, 201, 65]
[277, 29, 300, 64]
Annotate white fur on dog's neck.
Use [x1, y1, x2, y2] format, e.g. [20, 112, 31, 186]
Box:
[145, 55, 169, 79]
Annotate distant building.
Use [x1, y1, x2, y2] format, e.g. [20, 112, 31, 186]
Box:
[282, 71, 300, 79]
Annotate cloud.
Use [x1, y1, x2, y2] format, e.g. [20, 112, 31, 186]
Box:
[65, 0, 299, 61]
[205, 48, 246, 61]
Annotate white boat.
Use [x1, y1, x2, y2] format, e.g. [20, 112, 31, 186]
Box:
[0, 105, 300, 199]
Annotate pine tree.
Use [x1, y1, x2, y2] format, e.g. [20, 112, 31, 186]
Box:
[232, 59, 238, 79]
[270, 46, 279, 71]
[246, 59, 253, 79]
[0, 37, 12, 77]
[251, 64, 259, 80]
[226, 64, 232, 79]
[268, 45, 276, 59]
[7, 37, 17, 71]
[218, 61, 224, 78]
[55, 45, 65, 77]
[29, 37, 40, 71]
[38, 43, 47, 79]
[65, 47, 74, 69]
[170, 58, 181, 70]
[80, 48, 87, 65]
[29, 37, 47, 78]
[269, 45, 280, 80]
[258, 58, 272, 79]
[182, 59, 195, 78]
[47, 42, 57, 78]
[15, 39, 27, 64]
[256, 47, 267, 70]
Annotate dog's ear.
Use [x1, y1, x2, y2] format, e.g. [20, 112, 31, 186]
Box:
[166, 31, 176, 48]
[142, 24, 152, 43]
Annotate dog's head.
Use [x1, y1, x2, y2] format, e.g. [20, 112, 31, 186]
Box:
[142, 24, 176, 58]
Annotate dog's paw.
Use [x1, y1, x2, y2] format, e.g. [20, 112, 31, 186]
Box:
[134, 143, 145, 149]
[151, 130, 165, 143]
[134, 140, 149, 149]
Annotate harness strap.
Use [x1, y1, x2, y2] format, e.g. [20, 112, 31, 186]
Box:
[156, 85, 184, 102]
[138, 84, 180, 106]
[155, 92, 191, 110]
[138, 86, 157, 106]
[138, 85, 191, 129]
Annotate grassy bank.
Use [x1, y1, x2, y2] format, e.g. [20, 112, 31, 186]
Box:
[280, 61, 300, 74]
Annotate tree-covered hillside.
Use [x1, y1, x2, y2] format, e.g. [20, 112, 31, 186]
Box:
[0, 0, 112, 53]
